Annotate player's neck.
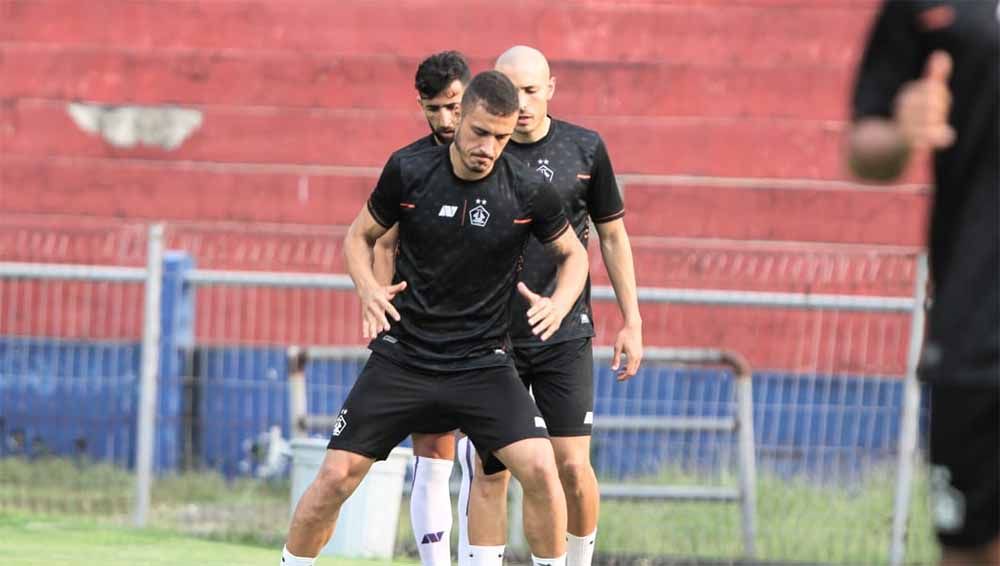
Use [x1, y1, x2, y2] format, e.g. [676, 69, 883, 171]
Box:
[513, 115, 551, 144]
[449, 143, 494, 182]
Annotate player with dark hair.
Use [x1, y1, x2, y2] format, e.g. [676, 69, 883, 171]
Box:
[848, 2, 998, 564]
[373, 50, 472, 566]
[280, 70, 589, 566]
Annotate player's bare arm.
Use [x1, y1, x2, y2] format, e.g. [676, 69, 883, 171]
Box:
[344, 207, 408, 338]
[848, 50, 954, 182]
[373, 225, 399, 285]
[518, 226, 588, 341]
[595, 218, 643, 380]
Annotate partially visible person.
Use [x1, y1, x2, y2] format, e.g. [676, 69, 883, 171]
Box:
[848, 2, 999, 564]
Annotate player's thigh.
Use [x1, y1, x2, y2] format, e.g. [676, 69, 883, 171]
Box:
[929, 383, 1000, 549]
[492, 437, 559, 488]
[326, 354, 439, 461]
[522, 338, 595, 437]
[412, 431, 457, 460]
[445, 365, 548, 475]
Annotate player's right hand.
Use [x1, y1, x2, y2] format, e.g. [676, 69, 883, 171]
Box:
[518, 282, 568, 341]
[360, 281, 407, 338]
[894, 50, 955, 150]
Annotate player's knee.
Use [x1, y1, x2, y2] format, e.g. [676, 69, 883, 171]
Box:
[556, 457, 593, 494]
[314, 459, 365, 503]
[475, 468, 511, 498]
[514, 449, 560, 493]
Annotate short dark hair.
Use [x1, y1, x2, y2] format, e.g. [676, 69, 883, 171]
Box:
[414, 51, 471, 99]
[461, 71, 519, 117]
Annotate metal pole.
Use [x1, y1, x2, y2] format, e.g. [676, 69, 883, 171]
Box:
[287, 347, 309, 439]
[889, 253, 929, 566]
[134, 224, 165, 527]
[735, 372, 758, 558]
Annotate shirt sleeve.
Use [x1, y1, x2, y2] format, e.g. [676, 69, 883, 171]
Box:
[366, 154, 404, 228]
[852, 0, 927, 121]
[587, 138, 625, 224]
[529, 180, 571, 244]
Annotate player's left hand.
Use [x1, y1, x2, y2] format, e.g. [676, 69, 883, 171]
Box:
[612, 322, 643, 381]
[518, 282, 568, 341]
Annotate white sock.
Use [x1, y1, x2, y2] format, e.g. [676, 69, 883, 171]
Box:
[411, 456, 455, 566]
[281, 546, 316, 566]
[532, 553, 567, 566]
[456, 436, 474, 566]
[468, 544, 505, 566]
[566, 530, 596, 566]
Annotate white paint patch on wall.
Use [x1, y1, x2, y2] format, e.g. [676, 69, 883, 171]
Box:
[67, 103, 203, 150]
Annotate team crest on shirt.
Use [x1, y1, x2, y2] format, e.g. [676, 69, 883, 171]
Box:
[469, 199, 490, 227]
[535, 159, 554, 182]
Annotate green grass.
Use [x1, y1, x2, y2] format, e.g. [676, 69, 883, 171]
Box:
[0, 457, 939, 564]
[0, 511, 417, 566]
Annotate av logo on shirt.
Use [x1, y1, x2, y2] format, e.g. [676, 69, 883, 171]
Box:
[469, 199, 490, 227]
[535, 158, 554, 182]
[438, 205, 458, 218]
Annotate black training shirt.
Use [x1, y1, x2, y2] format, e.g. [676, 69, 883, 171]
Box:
[366, 145, 570, 371]
[503, 118, 625, 347]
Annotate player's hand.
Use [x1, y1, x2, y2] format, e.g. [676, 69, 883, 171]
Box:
[360, 281, 407, 338]
[518, 282, 568, 342]
[612, 322, 643, 381]
[894, 50, 955, 150]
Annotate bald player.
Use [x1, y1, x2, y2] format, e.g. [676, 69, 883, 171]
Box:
[456, 45, 643, 566]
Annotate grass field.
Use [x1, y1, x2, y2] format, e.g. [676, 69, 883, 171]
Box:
[0, 457, 939, 565]
[0, 512, 418, 566]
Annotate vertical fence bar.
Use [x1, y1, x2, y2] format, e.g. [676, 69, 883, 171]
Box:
[134, 224, 165, 527]
[735, 368, 758, 558]
[889, 253, 929, 566]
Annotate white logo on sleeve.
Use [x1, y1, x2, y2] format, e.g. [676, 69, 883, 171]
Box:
[333, 410, 348, 436]
[469, 199, 490, 227]
[581, 313, 590, 325]
[438, 205, 458, 218]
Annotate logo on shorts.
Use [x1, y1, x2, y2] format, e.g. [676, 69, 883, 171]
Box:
[333, 410, 348, 437]
[438, 205, 458, 218]
[534, 416, 547, 429]
[930, 465, 966, 532]
[469, 199, 490, 227]
[584, 411, 593, 424]
[382, 335, 398, 344]
[420, 531, 445, 544]
[536, 159, 555, 182]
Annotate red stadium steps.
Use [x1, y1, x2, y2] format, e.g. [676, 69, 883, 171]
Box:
[3, 98, 858, 178]
[1, 154, 927, 247]
[1, 44, 858, 121]
[621, 180, 928, 246]
[1, 0, 877, 66]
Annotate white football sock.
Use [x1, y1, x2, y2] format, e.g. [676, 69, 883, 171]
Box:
[468, 544, 505, 566]
[411, 456, 455, 566]
[281, 545, 316, 566]
[456, 436, 474, 566]
[566, 530, 597, 566]
[532, 553, 567, 566]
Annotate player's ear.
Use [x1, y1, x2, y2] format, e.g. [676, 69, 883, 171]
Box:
[415, 94, 425, 110]
[547, 76, 556, 101]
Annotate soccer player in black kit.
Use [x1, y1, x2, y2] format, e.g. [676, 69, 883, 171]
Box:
[458, 46, 644, 566]
[848, 1, 998, 564]
[372, 50, 471, 566]
[280, 71, 589, 566]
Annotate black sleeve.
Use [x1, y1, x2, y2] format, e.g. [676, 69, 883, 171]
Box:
[529, 180, 571, 244]
[587, 139, 625, 224]
[852, 0, 927, 121]
[366, 155, 404, 228]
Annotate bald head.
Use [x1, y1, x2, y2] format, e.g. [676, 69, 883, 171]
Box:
[494, 45, 555, 142]
[495, 45, 551, 80]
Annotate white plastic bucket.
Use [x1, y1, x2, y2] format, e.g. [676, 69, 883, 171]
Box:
[290, 438, 412, 559]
